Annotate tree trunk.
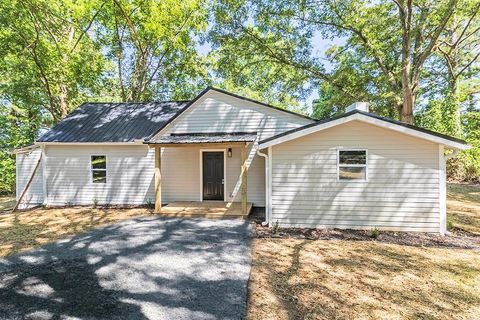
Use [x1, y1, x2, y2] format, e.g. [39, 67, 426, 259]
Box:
[400, 86, 415, 124]
[400, 57, 415, 124]
[447, 78, 462, 136]
[59, 83, 69, 118]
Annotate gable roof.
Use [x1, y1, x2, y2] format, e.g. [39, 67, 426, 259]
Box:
[259, 110, 470, 150]
[146, 86, 315, 140]
[37, 101, 189, 143]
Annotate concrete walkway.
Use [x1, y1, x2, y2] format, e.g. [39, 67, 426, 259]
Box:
[0, 217, 251, 320]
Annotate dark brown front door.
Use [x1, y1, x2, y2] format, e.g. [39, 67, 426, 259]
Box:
[202, 152, 224, 200]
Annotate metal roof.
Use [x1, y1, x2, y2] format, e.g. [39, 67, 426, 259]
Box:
[37, 101, 189, 143]
[146, 132, 258, 145]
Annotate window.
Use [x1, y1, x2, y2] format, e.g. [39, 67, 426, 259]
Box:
[338, 150, 367, 181]
[91, 155, 107, 183]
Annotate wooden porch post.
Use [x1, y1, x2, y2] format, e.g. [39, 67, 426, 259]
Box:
[241, 143, 247, 215]
[155, 147, 162, 213]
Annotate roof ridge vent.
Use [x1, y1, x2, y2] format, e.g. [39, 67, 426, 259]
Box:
[346, 102, 369, 113]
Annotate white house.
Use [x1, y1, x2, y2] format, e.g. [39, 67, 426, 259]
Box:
[15, 87, 470, 234]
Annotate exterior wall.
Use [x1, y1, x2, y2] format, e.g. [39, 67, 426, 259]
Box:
[271, 120, 441, 232]
[162, 145, 265, 206]
[157, 90, 313, 141]
[41, 144, 265, 207]
[16, 148, 44, 208]
[154, 89, 309, 206]
[44, 145, 155, 206]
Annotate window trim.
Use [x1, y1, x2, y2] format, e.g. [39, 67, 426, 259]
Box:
[336, 148, 368, 182]
[90, 154, 107, 184]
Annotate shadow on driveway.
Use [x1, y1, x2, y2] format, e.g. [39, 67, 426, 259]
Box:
[0, 217, 251, 319]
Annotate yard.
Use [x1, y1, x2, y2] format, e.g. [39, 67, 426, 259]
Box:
[0, 204, 151, 257]
[0, 183, 479, 319]
[247, 183, 480, 319]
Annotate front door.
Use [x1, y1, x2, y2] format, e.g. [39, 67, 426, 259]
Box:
[202, 152, 224, 200]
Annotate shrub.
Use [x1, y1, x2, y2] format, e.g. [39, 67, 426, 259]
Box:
[371, 227, 381, 239]
[0, 152, 16, 195]
[272, 220, 280, 235]
[447, 218, 454, 231]
[92, 197, 98, 209]
[145, 198, 153, 209]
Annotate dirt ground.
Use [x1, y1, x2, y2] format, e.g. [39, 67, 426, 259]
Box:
[0, 206, 151, 257]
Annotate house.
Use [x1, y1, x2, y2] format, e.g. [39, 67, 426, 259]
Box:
[14, 87, 470, 234]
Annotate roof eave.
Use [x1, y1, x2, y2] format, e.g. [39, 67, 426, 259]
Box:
[259, 112, 470, 150]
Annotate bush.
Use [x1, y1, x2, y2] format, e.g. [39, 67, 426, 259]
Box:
[0, 152, 16, 195]
[447, 149, 480, 183]
[92, 197, 98, 208]
[272, 220, 280, 235]
[145, 198, 153, 209]
[447, 218, 454, 231]
[370, 227, 381, 239]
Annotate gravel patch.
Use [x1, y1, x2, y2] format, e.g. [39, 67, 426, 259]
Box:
[251, 218, 480, 249]
[0, 217, 251, 320]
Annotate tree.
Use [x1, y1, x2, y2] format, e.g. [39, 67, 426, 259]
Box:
[0, 0, 109, 121]
[100, 0, 210, 102]
[210, 0, 469, 123]
[0, 0, 211, 194]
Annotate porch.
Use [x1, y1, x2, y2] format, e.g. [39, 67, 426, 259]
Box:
[144, 132, 259, 217]
[159, 201, 253, 218]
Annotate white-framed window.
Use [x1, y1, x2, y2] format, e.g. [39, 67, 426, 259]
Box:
[91, 155, 107, 183]
[337, 149, 367, 181]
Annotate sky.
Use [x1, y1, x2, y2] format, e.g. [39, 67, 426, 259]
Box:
[195, 31, 346, 114]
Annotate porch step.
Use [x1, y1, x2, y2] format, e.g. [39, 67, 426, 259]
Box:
[158, 201, 253, 219]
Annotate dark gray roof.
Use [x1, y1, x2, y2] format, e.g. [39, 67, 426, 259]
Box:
[37, 101, 189, 143]
[146, 132, 258, 145]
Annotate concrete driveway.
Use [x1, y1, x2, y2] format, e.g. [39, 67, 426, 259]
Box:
[0, 217, 251, 320]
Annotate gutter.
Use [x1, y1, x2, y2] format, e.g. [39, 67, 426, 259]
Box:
[256, 148, 270, 226]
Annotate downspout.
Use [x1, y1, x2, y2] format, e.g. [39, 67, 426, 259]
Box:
[256, 149, 269, 226]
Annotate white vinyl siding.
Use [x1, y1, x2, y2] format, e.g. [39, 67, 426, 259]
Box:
[15, 148, 44, 208]
[157, 90, 313, 141]
[271, 120, 441, 232]
[151, 89, 309, 206]
[161, 145, 265, 206]
[40, 143, 266, 208]
[44, 145, 155, 206]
